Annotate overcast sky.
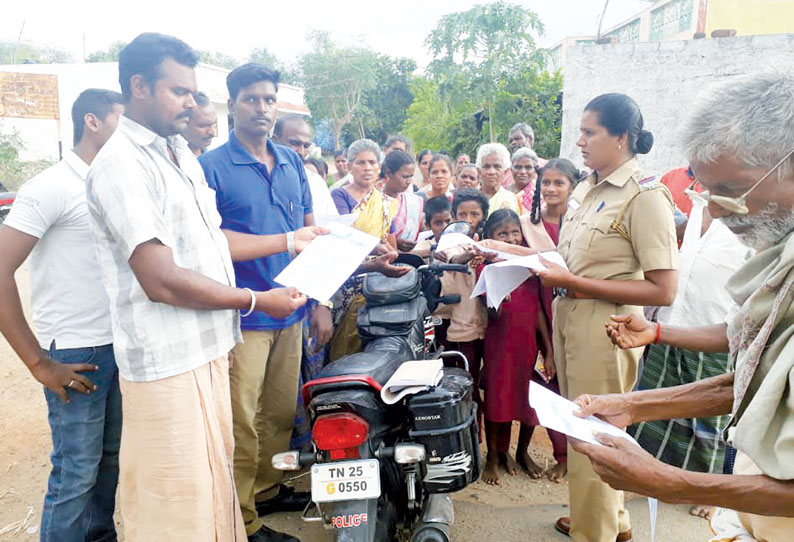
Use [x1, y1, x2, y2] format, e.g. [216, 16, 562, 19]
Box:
[2, 0, 651, 68]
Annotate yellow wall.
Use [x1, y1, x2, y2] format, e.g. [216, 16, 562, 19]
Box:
[706, 0, 794, 35]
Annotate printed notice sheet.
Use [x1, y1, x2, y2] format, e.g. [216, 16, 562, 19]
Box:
[529, 382, 658, 541]
[275, 223, 379, 302]
[528, 381, 637, 446]
[471, 252, 569, 309]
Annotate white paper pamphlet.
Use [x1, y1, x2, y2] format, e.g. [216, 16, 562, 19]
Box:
[528, 381, 658, 542]
[316, 213, 359, 228]
[434, 231, 519, 262]
[470, 252, 569, 309]
[528, 381, 637, 446]
[274, 223, 379, 302]
[381, 359, 444, 405]
[417, 230, 435, 241]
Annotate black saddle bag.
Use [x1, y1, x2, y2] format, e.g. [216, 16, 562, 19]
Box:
[362, 267, 421, 306]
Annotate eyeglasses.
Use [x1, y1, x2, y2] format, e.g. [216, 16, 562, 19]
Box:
[685, 148, 794, 214]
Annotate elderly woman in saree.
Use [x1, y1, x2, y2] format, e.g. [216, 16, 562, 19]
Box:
[572, 72, 794, 542]
[507, 147, 540, 212]
[477, 142, 522, 216]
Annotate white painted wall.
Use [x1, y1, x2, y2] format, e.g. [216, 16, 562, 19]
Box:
[559, 33, 794, 176]
[0, 62, 308, 161]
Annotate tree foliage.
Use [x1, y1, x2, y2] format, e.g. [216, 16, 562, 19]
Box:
[300, 31, 379, 150]
[86, 41, 127, 62]
[425, 1, 545, 141]
[340, 55, 416, 147]
[0, 40, 73, 64]
[197, 50, 240, 70]
[0, 125, 55, 191]
[403, 1, 562, 159]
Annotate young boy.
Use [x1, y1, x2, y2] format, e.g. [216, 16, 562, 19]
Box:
[433, 189, 490, 421]
[410, 196, 452, 259]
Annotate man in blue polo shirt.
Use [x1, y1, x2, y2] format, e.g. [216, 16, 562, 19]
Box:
[200, 63, 317, 542]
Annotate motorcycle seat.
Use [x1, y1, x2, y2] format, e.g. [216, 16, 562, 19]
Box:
[318, 350, 405, 387]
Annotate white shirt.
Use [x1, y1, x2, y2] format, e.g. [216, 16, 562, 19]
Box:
[306, 170, 338, 218]
[87, 116, 240, 382]
[657, 200, 751, 327]
[4, 151, 113, 350]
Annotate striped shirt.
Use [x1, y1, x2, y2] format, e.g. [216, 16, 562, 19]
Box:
[87, 116, 241, 382]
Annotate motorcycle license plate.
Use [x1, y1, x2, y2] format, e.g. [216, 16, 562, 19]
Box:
[310, 459, 381, 503]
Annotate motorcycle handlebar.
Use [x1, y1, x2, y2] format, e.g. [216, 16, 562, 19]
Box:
[419, 263, 470, 275]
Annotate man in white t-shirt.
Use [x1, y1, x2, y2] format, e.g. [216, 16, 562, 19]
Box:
[0, 89, 124, 540]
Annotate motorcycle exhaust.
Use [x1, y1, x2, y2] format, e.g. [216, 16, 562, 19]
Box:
[412, 494, 453, 542]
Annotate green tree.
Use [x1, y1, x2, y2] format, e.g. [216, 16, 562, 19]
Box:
[341, 55, 416, 146]
[425, 1, 545, 141]
[86, 41, 127, 62]
[0, 40, 74, 64]
[403, 1, 562, 158]
[248, 47, 300, 85]
[299, 31, 378, 149]
[197, 50, 239, 69]
[0, 125, 55, 191]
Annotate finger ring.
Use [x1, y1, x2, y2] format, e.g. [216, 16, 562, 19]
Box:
[67, 379, 75, 388]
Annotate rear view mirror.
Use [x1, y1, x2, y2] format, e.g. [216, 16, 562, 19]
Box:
[440, 221, 471, 237]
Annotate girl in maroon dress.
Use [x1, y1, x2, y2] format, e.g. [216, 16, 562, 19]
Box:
[478, 160, 581, 486]
[479, 210, 554, 486]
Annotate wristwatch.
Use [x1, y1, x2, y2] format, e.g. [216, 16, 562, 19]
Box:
[317, 300, 334, 310]
[286, 231, 297, 259]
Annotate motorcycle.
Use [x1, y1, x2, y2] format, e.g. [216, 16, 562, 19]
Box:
[273, 223, 481, 542]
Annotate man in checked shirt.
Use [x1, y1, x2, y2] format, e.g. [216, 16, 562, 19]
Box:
[86, 33, 322, 542]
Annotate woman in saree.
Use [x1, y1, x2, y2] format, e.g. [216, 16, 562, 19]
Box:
[329, 139, 400, 359]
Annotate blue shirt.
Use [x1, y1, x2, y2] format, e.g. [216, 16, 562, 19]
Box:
[200, 130, 313, 330]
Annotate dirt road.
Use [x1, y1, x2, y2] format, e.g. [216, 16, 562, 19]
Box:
[0, 264, 711, 540]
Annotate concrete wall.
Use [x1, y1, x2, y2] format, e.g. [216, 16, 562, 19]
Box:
[559, 33, 794, 176]
[0, 62, 309, 161]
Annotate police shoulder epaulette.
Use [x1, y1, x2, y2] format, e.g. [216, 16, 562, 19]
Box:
[637, 175, 659, 190]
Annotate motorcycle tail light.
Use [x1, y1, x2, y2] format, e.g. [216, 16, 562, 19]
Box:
[313, 413, 369, 452]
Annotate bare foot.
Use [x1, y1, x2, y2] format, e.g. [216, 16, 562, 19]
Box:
[517, 449, 544, 479]
[546, 462, 567, 483]
[482, 456, 501, 485]
[498, 452, 519, 476]
[689, 505, 713, 521]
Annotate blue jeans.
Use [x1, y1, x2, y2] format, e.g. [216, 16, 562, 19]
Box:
[40, 343, 121, 542]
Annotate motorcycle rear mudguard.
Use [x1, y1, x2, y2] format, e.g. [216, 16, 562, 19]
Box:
[326, 498, 381, 542]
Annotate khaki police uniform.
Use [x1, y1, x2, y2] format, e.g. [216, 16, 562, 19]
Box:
[554, 158, 678, 542]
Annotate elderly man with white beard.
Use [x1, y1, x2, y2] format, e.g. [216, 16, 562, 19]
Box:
[567, 72, 794, 542]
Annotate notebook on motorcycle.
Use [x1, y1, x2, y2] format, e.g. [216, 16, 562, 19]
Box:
[381, 359, 444, 405]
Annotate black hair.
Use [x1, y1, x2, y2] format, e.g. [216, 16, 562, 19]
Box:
[382, 150, 415, 176]
[118, 33, 198, 101]
[428, 154, 454, 174]
[584, 93, 653, 155]
[452, 188, 489, 220]
[71, 88, 124, 145]
[304, 157, 328, 178]
[484, 209, 521, 239]
[530, 158, 581, 224]
[384, 134, 410, 151]
[424, 196, 451, 225]
[226, 63, 280, 101]
[273, 113, 309, 137]
[194, 91, 211, 108]
[417, 149, 434, 164]
[334, 149, 347, 159]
